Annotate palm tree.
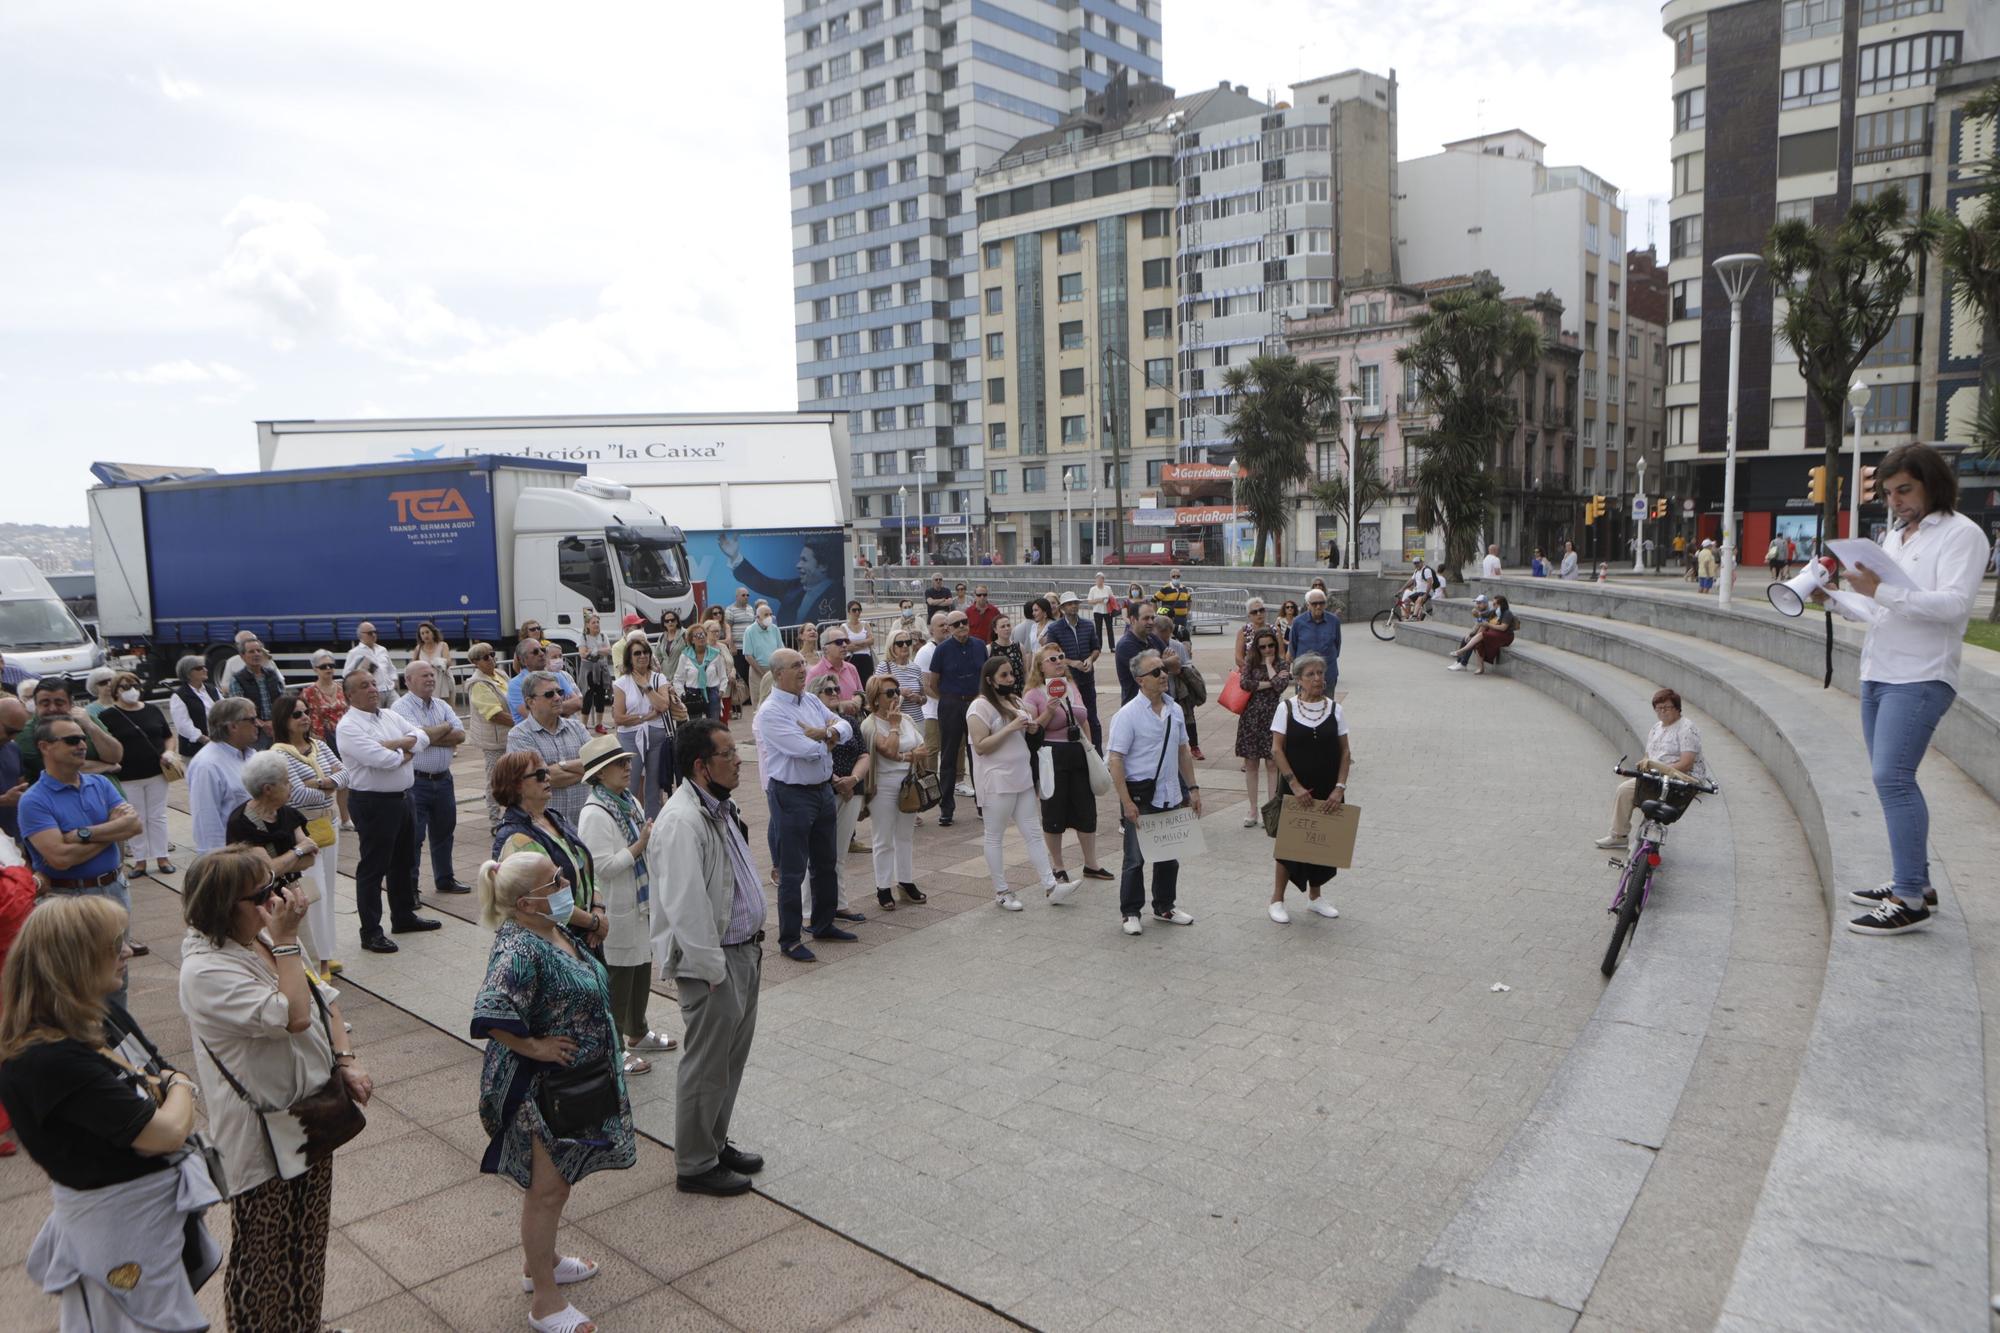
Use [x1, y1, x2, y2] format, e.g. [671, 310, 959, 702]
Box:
[1767, 189, 1944, 541]
[1932, 81, 2000, 618]
[1224, 356, 1341, 566]
[1309, 432, 1391, 568]
[1394, 275, 1543, 580]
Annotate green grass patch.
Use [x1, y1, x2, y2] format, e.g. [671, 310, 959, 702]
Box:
[1966, 619, 2000, 653]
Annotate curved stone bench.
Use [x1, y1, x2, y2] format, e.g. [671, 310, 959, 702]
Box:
[1418, 600, 1992, 1331]
[1467, 575, 2000, 809]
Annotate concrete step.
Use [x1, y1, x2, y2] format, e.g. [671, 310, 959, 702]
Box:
[1416, 600, 1994, 1331]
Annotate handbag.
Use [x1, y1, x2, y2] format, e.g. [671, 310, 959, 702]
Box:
[277, 744, 339, 848]
[535, 1053, 621, 1140]
[1084, 741, 1114, 797]
[1261, 789, 1287, 837]
[898, 760, 941, 813]
[203, 981, 364, 1167]
[1177, 662, 1207, 706]
[1219, 669, 1251, 715]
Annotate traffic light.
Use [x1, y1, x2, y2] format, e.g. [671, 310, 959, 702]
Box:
[1859, 464, 1877, 505]
[1585, 494, 1605, 525]
[1651, 497, 1668, 520]
[1807, 465, 1827, 504]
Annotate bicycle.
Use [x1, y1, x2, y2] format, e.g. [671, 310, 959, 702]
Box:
[1600, 760, 1718, 977]
[1370, 595, 1431, 641]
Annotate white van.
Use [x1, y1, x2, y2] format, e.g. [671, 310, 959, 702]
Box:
[0, 557, 103, 680]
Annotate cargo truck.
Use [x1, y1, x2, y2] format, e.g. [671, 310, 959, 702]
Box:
[87, 456, 695, 686]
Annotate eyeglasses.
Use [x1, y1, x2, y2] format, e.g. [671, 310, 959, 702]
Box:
[315, 663, 334, 670]
[534, 690, 560, 699]
[1138, 667, 1166, 679]
[528, 768, 551, 782]
[239, 880, 281, 907]
[949, 619, 968, 627]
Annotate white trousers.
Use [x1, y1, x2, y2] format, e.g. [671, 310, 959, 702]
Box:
[298, 827, 341, 964]
[833, 791, 864, 909]
[122, 776, 171, 862]
[866, 777, 916, 888]
[980, 787, 1055, 898]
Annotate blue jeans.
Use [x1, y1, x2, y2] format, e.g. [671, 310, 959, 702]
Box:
[1118, 810, 1180, 919]
[767, 780, 838, 946]
[1860, 679, 1957, 906]
[408, 771, 457, 890]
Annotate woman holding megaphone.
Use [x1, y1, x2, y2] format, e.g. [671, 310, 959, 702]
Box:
[1830, 444, 1989, 937]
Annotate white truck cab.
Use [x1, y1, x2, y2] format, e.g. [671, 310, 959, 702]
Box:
[510, 478, 695, 648]
[0, 556, 103, 680]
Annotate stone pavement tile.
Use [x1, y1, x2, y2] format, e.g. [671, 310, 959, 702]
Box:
[330, 1126, 483, 1225]
[369, 1058, 487, 1127]
[412, 1221, 664, 1331]
[580, 1188, 797, 1283]
[336, 1291, 442, 1330]
[598, 1282, 739, 1330]
[343, 1173, 525, 1287]
[831, 1278, 1020, 1332]
[1367, 1265, 1578, 1333]
[431, 1107, 501, 1162]
[1582, 1146, 1779, 1333]
[672, 1221, 913, 1333]
[320, 1229, 407, 1321]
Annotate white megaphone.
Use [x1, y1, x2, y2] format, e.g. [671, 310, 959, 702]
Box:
[1768, 555, 1837, 617]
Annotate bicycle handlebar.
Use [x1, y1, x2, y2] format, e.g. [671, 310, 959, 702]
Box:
[1613, 759, 1718, 795]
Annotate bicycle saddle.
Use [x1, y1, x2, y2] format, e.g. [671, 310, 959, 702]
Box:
[1639, 799, 1684, 824]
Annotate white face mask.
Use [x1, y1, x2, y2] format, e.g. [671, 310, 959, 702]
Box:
[118, 689, 141, 705]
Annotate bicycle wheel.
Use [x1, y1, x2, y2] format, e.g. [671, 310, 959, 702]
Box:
[1370, 609, 1397, 642]
[1601, 864, 1649, 977]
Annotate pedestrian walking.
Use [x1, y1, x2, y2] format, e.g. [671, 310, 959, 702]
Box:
[394, 660, 472, 896]
[1107, 649, 1201, 936]
[1266, 655, 1349, 924]
[336, 669, 442, 954]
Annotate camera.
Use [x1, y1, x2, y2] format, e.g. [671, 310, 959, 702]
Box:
[274, 870, 304, 889]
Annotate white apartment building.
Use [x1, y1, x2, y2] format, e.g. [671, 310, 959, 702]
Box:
[1399, 130, 1632, 497]
[782, 0, 1161, 563]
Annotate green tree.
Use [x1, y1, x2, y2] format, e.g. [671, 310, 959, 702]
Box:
[1309, 431, 1391, 568]
[1394, 275, 1543, 580]
[1223, 355, 1341, 566]
[1767, 189, 1943, 541]
[1932, 81, 2000, 618]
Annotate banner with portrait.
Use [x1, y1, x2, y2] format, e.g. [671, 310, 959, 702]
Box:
[685, 527, 848, 628]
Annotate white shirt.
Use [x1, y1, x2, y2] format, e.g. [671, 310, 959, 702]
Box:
[1857, 510, 1989, 688]
[1646, 716, 1710, 784]
[344, 642, 399, 698]
[1269, 697, 1348, 738]
[391, 691, 460, 773]
[1087, 584, 1112, 612]
[1481, 554, 1503, 577]
[1107, 693, 1188, 810]
[914, 640, 941, 720]
[334, 705, 430, 792]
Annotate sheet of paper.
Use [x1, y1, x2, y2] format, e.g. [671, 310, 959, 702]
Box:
[1827, 537, 1916, 590]
[1823, 588, 1883, 625]
[1135, 806, 1206, 863]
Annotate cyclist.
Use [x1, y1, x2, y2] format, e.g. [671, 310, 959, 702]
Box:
[1596, 688, 1710, 848]
[1397, 559, 1442, 618]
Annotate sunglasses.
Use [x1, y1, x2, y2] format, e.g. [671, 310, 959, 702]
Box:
[534, 690, 559, 699]
[316, 663, 334, 670]
[1138, 667, 1166, 679]
[949, 619, 968, 627]
[529, 768, 551, 782]
[239, 880, 281, 907]
[49, 734, 89, 747]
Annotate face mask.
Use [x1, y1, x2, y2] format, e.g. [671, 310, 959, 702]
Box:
[997, 679, 1020, 695]
[118, 689, 141, 704]
[540, 886, 574, 924]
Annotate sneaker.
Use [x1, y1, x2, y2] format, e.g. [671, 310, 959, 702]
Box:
[1152, 908, 1194, 926]
[1121, 916, 1143, 936]
[1849, 882, 1939, 909]
[955, 781, 975, 798]
[1267, 902, 1290, 924]
[1306, 898, 1339, 919]
[1046, 879, 1077, 905]
[996, 894, 1024, 912]
[1847, 901, 1931, 936]
[1593, 835, 1628, 850]
[1447, 661, 1465, 671]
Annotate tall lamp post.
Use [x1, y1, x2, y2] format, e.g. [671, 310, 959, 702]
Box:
[914, 454, 926, 567]
[1062, 471, 1076, 566]
[1339, 393, 1362, 571]
[898, 485, 908, 567]
[1712, 253, 1763, 609]
[1632, 453, 1648, 574]
[1847, 380, 1871, 540]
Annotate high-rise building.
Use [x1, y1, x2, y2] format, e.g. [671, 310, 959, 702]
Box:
[973, 76, 1263, 563]
[1924, 56, 2000, 451]
[1625, 246, 1670, 521]
[1399, 131, 1631, 498]
[783, 0, 1162, 565]
[1659, 0, 1998, 550]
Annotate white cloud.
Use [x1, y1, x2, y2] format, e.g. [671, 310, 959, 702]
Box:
[155, 68, 200, 101]
[116, 359, 248, 386]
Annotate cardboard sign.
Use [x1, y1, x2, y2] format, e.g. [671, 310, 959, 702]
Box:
[1273, 802, 1361, 868]
[1135, 806, 1207, 863]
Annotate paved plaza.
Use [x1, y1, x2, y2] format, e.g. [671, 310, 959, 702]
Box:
[5, 600, 1997, 1330]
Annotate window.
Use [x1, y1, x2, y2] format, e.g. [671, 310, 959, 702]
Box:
[1775, 197, 1817, 224]
[873, 451, 895, 476]
[1853, 176, 1926, 209]
[1585, 221, 1601, 255]
[905, 449, 926, 474]
[982, 242, 1002, 269]
[1144, 308, 1171, 339]
[1060, 416, 1085, 443]
[1674, 88, 1706, 133]
[1059, 368, 1084, 397]
[862, 83, 886, 110]
[1359, 364, 1381, 408]
[902, 319, 922, 344]
[1861, 0, 1942, 21]
[867, 205, 890, 230]
[1779, 128, 1840, 177]
[814, 375, 834, 399]
[1860, 314, 1920, 367]
[1667, 151, 1703, 197]
[990, 468, 1008, 494]
[1585, 273, 1598, 305]
[988, 422, 1006, 450]
[1668, 342, 1697, 385]
[1858, 381, 1916, 434]
[1782, 0, 1841, 42]
[895, 72, 914, 99]
[1145, 406, 1174, 437]
[983, 332, 1002, 359]
[1059, 320, 1084, 350]
[1144, 357, 1170, 388]
[1858, 33, 1961, 97]
[987, 378, 1005, 404]
[872, 408, 896, 431]
[814, 336, 834, 360]
[984, 287, 1002, 314]
[1670, 278, 1701, 321]
[1670, 214, 1703, 260]
[1780, 60, 1840, 109]
[1855, 104, 1931, 164]
[1023, 466, 1047, 492]
[904, 363, 924, 387]
[1058, 273, 1084, 303]
[1057, 227, 1082, 254]
[904, 404, 925, 427]
[870, 327, 893, 352]
[1141, 258, 1171, 289]
[1674, 20, 1706, 68]
[1142, 209, 1170, 239]
[899, 198, 918, 223]
[872, 368, 895, 391]
[837, 332, 861, 356]
[835, 292, 859, 318]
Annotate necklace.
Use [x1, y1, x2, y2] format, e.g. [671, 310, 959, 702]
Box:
[1293, 696, 1333, 725]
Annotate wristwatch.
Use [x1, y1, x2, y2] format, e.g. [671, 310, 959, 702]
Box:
[75, 827, 93, 844]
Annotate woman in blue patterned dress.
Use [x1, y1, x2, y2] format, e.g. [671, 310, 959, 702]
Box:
[471, 851, 635, 1333]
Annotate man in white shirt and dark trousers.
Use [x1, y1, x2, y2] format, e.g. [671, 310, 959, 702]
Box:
[392, 661, 471, 896]
[1481, 544, 1503, 577]
[335, 669, 441, 953]
[1107, 648, 1203, 936]
[751, 649, 857, 962]
[344, 622, 400, 702]
[1830, 444, 1990, 937]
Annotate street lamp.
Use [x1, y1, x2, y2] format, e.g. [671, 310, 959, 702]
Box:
[1712, 253, 1763, 608]
[1632, 453, 1648, 574]
[898, 485, 908, 567]
[914, 453, 926, 567]
[1062, 471, 1076, 566]
[1847, 379, 1871, 541]
[1339, 393, 1363, 571]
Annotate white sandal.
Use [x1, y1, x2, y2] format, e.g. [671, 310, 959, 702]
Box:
[520, 1255, 599, 1294]
[526, 1302, 594, 1333]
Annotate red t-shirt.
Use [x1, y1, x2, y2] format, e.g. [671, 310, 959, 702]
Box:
[963, 602, 1002, 643]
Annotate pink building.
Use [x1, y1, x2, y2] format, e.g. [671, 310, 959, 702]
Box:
[1287, 274, 1585, 567]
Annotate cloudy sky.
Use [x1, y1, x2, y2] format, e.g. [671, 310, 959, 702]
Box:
[1, 0, 1669, 526]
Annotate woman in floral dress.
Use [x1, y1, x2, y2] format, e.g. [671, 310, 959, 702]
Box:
[1235, 627, 1290, 827]
[471, 851, 635, 1333]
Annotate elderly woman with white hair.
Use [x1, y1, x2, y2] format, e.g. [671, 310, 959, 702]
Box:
[224, 749, 330, 963]
[168, 654, 223, 760]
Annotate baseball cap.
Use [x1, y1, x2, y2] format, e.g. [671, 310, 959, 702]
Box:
[1473, 593, 1490, 604]
[622, 613, 643, 627]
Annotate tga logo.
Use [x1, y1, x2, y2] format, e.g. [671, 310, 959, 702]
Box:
[388, 488, 474, 524]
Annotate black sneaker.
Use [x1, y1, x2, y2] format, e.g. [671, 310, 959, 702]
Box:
[1848, 882, 1938, 909]
[1847, 900, 1931, 936]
